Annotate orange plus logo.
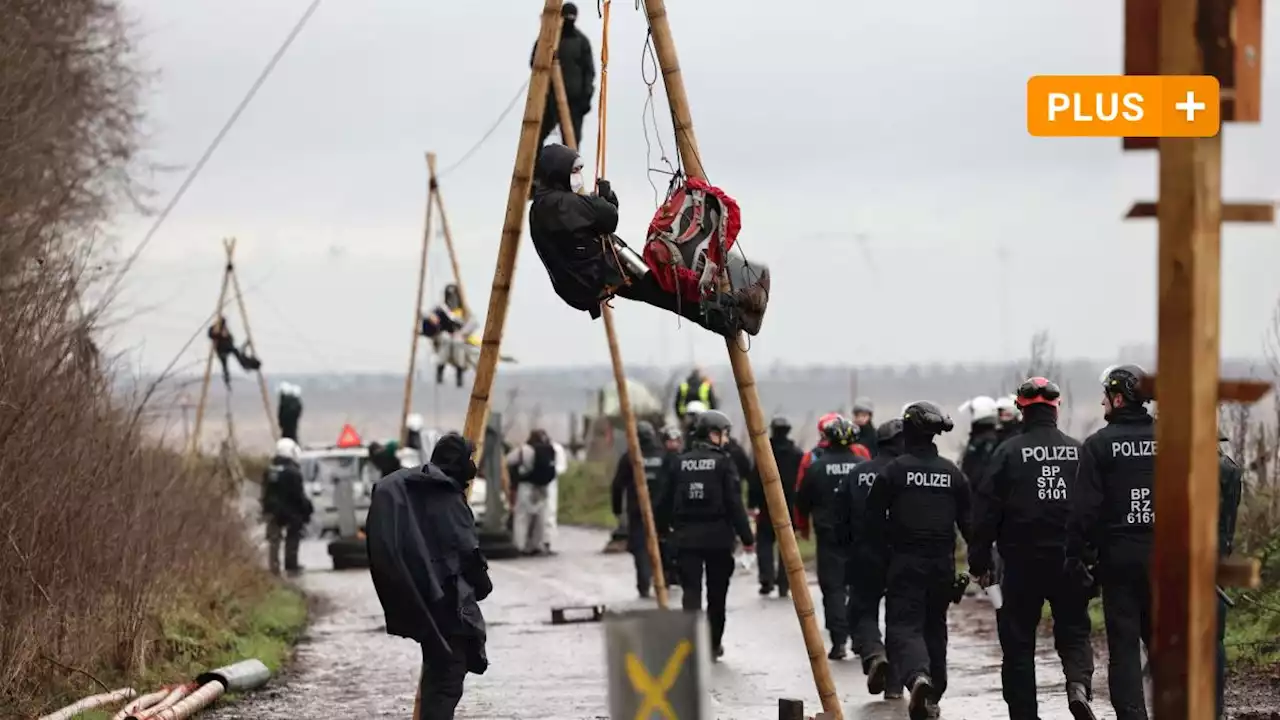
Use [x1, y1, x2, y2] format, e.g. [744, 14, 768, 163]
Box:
[1026, 75, 1220, 138]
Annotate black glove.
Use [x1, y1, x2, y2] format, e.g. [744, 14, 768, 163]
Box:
[951, 573, 970, 604]
[595, 179, 618, 207]
[1063, 557, 1097, 596]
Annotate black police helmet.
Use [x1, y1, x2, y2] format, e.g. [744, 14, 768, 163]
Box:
[1100, 363, 1151, 404]
[822, 416, 857, 446]
[636, 420, 657, 445]
[769, 416, 792, 434]
[876, 418, 904, 444]
[902, 401, 954, 435]
[693, 409, 732, 439]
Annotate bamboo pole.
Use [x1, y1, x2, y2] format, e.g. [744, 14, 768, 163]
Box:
[431, 165, 469, 318]
[228, 263, 278, 441]
[459, 0, 563, 468]
[1150, 0, 1223, 716]
[400, 153, 437, 446]
[190, 238, 236, 457]
[639, 1, 841, 715]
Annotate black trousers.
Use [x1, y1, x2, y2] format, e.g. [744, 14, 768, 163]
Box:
[265, 518, 302, 573]
[1101, 551, 1153, 720]
[539, 96, 586, 149]
[628, 523, 652, 594]
[815, 534, 849, 643]
[419, 638, 470, 720]
[279, 418, 299, 441]
[755, 519, 789, 594]
[848, 552, 904, 694]
[998, 551, 1095, 719]
[615, 273, 738, 336]
[678, 547, 735, 647]
[885, 553, 954, 698]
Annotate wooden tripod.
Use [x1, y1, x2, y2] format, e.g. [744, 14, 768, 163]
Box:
[189, 237, 278, 457]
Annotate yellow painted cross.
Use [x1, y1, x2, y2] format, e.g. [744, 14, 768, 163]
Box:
[625, 639, 693, 720]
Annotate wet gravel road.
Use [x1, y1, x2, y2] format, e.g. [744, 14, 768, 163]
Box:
[211, 526, 1099, 719]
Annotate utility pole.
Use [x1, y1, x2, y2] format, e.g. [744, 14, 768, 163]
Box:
[1121, 0, 1270, 716]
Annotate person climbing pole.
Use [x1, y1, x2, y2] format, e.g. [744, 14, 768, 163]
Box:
[277, 382, 303, 441]
[420, 284, 473, 388]
[527, 144, 769, 338]
[531, 3, 594, 155]
[208, 315, 261, 386]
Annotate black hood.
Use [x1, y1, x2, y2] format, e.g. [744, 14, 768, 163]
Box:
[1020, 403, 1058, 427]
[535, 143, 578, 190]
[427, 432, 477, 488]
[407, 463, 467, 494]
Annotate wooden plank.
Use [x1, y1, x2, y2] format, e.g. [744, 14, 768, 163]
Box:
[1138, 376, 1273, 403]
[1125, 201, 1275, 223]
[1149, 0, 1225, 715]
[1229, 0, 1264, 122]
[1218, 556, 1262, 588]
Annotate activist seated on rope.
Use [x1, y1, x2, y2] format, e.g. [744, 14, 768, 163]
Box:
[527, 144, 770, 337]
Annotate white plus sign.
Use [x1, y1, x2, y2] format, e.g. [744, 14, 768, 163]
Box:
[1175, 90, 1206, 121]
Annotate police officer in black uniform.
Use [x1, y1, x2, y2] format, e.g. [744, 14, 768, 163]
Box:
[658, 410, 754, 660]
[797, 415, 865, 660]
[748, 416, 804, 598]
[838, 417, 906, 699]
[865, 401, 972, 720]
[262, 438, 312, 576]
[1065, 364, 1156, 720]
[610, 421, 671, 598]
[1217, 434, 1244, 719]
[970, 377, 1097, 720]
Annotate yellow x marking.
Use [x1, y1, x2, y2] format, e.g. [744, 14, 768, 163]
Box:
[625, 639, 693, 720]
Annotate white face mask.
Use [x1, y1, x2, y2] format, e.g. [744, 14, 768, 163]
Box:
[569, 169, 585, 194]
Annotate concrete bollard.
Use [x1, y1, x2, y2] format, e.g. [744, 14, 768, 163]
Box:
[605, 609, 711, 720]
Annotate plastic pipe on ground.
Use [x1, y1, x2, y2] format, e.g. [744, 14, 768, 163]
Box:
[113, 687, 172, 720]
[150, 681, 225, 720]
[39, 687, 137, 720]
[195, 658, 271, 692]
[129, 683, 196, 720]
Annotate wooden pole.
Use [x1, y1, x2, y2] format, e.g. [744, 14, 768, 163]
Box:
[459, 0, 563, 468]
[550, 59, 577, 149]
[639, 1, 841, 715]
[228, 263, 279, 441]
[431, 163, 469, 318]
[1150, 0, 1223, 716]
[400, 153, 437, 446]
[190, 238, 236, 457]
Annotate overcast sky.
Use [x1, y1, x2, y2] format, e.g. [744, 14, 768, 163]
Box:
[105, 0, 1280, 375]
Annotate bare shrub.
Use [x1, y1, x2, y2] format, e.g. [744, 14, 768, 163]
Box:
[1005, 330, 1093, 436]
[1227, 302, 1280, 583]
[0, 2, 267, 713]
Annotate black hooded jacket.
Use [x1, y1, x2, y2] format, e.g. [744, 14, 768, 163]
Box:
[528, 144, 619, 317]
[366, 436, 493, 673]
[530, 19, 595, 107]
[747, 434, 803, 516]
[960, 420, 1001, 486]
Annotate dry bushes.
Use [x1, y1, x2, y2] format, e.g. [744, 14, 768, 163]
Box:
[0, 2, 275, 713]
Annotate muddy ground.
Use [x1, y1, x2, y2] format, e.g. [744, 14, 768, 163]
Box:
[210, 526, 1277, 719]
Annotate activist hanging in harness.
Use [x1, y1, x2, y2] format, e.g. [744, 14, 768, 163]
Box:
[525, 4, 769, 338]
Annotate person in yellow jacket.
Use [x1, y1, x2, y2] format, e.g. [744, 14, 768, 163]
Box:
[674, 366, 718, 422]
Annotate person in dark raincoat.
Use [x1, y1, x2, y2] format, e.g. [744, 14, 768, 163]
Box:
[366, 432, 493, 720]
[527, 144, 767, 337]
[611, 421, 671, 597]
[531, 3, 595, 150]
[747, 416, 803, 598]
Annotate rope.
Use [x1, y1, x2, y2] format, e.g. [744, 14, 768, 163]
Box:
[437, 78, 531, 179]
[593, 0, 612, 184]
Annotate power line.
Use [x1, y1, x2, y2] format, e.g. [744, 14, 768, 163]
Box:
[437, 79, 531, 179]
[108, 0, 325, 295]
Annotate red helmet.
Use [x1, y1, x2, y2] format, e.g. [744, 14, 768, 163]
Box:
[1015, 376, 1062, 408]
[816, 412, 841, 434]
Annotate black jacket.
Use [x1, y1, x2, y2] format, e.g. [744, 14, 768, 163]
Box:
[532, 23, 595, 107]
[528, 144, 619, 317]
[1066, 406, 1157, 563]
[960, 422, 1001, 487]
[835, 447, 898, 548]
[277, 395, 302, 426]
[725, 437, 753, 484]
[1219, 450, 1243, 556]
[658, 443, 754, 550]
[856, 423, 879, 457]
[747, 435, 802, 516]
[865, 438, 973, 557]
[797, 444, 865, 537]
[611, 444, 671, 523]
[366, 463, 493, 673]
[261, 455, 311, 524]
[970, 406, 1081, 572]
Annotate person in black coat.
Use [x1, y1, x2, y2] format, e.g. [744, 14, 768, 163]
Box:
[532, 3, 595, 150]
[747, 416, 803, 598]
[366, 433, 493, 720]
[526, 144, 766, 337]
[611, 421, 671, 597]
[262, 438, 312, 575]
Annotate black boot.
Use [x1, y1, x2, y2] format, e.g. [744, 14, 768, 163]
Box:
[866, 655, 889, 695]
[908, 675, 935, 720]
[759, 582, 774, 596]
[827, 636, 848, 661]
[1067, 682, 1096, 720]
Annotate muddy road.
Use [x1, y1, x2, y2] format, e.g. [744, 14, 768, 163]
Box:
[212, 527, 1094, 719]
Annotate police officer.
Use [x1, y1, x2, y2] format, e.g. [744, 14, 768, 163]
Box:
[960, 396, 1002, 487]
[1217, 434, 1243, 719]
[837, 418, 906, 699]
[996, 395, 1023, 445]
[748, 416, 803, 598]
[865, 401, 972, 720]
[796, 415, 865, 659]
[658, 425, 685, 586]
[970, 377, 1097, 720]
[610, 421, 671, 598]
[262, 438, 312, 576]
[1065, 364, 1155, 720]
[658, 410, 754, 660]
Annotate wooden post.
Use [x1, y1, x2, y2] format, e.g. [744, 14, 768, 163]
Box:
[228, 262, 279, 441]
[400, 153, 437, 446]
[550, 59, 577, 149]
[431, 163, 469, 318]
[1150, 0, 1223, 716]
[459, 0, 563, 467]
[190, 238, 236, 457]
[639, 1, 841, 715]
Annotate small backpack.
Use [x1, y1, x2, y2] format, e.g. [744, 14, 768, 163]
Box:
[524, 443, 558, 486]
[643, 176, 742, 303]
